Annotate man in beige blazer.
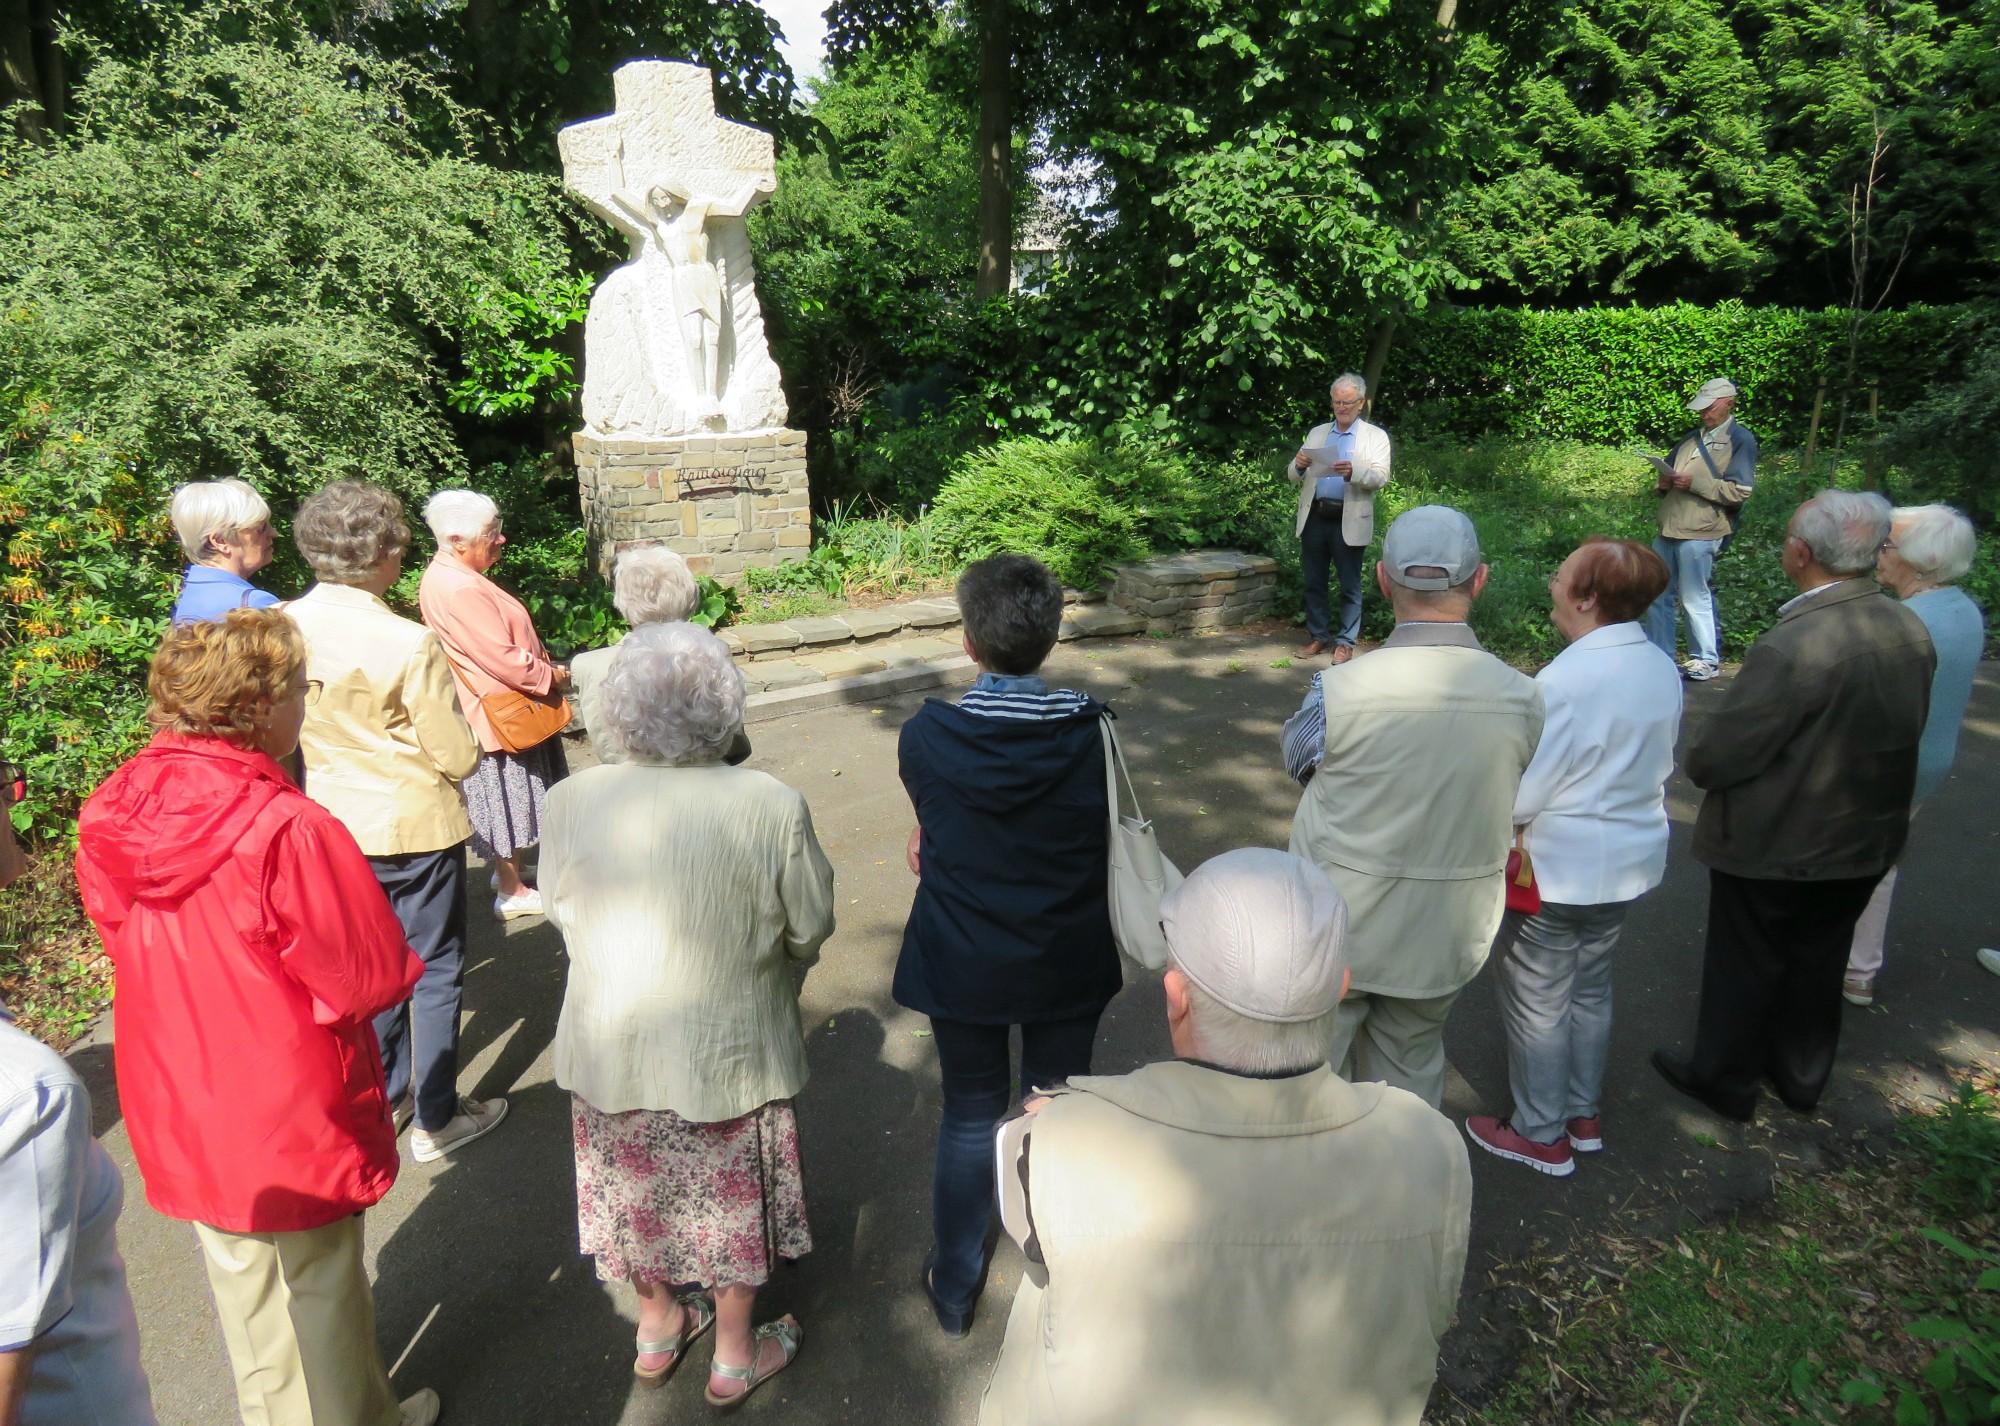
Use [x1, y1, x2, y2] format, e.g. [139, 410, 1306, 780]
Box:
[1284, 506, 1544, 1107]
[1287, 372, 1394, 662]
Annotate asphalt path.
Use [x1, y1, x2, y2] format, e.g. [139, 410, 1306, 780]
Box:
[69, 629, 2000, 1424]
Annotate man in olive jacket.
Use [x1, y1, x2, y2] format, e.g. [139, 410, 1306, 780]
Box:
[1653, 491, 1934, 1122]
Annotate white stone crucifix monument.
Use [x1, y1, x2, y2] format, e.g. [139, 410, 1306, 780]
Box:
[559, 61, 808, 581]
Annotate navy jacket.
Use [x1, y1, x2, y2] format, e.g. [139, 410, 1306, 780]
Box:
[893, 694, 1120, 1025]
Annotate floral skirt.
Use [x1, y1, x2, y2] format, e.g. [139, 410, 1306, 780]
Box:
[571, 1096, 812, 1288]
[463, 737, 568, 861]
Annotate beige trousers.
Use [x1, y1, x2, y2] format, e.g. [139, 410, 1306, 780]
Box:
[193, 1215, 400, 1426]
[1325, 989, 1461, 1108]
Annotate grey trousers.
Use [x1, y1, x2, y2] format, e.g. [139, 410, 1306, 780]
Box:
[1492, 899, 1634, 1144]
[1325, 989, 1461, 1109]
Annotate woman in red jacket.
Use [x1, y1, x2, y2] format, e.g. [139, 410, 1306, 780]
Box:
[76, 609, 437, 1426]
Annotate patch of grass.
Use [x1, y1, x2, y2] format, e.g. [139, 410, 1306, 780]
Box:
[1268, 657, 1293, 669]
[0, 852, 110, 1049]
[1223, 658, 1246, 674]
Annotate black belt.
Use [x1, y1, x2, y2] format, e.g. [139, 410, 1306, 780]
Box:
[1312, 498, 1345, 518]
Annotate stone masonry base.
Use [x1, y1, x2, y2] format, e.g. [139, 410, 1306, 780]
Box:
[575, 426, 809, 583]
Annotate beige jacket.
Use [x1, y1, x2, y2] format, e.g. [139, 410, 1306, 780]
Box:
[542, 761, 835, 1121]
[1656, 421, 1751, 540]
[1288, 417, 1393, 545]
[287, 583, 480, 857]
[980, 1061, 1471, 1426]
[1289, 624, 1543, 996]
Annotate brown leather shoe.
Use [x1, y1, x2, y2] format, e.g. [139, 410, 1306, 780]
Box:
[1330, 644, 1355, 665]
[1296, 640, 1329, 659]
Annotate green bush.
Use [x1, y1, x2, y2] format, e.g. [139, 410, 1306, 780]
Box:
[932, 438, 1201, 589]
[1380, 303, 1977, 449]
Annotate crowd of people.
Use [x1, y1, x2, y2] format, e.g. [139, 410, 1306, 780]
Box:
[0, 374, 1989, 1425]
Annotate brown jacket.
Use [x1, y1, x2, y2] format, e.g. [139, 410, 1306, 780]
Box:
[1687, 579, 1934, 881]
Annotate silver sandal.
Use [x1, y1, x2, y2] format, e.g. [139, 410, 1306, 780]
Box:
[634, 1292, 715, 1387]
[704, 1316, 802, 1410]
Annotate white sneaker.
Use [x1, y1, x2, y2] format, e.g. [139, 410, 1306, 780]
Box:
[492, 888, 543, 921]
[1682, 661, 1720, 682]
[410, 1097, 509, 1163]
[1978, 948, 2000, 979]
[390, 1093, 414, 1135]
[399, 1388, 441, 1426]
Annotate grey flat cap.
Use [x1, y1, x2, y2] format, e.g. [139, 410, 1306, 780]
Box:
[1380, 505, 1482, 591]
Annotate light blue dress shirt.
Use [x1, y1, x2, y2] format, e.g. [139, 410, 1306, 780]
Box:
[1313, 423, 1358, 502]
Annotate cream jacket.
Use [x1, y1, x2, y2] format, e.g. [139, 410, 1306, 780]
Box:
[980, 1061, 1471, 1426]
[287, 583, 479, 857]
[542, 761, 836, 1121]
[1286, 416, 1393, 545]
[1288, 624, 1543, 996]
[1656, 420, 1751, 541]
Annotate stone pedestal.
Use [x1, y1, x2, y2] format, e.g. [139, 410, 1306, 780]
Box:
[575, 426, 810, 582]
[1107, 550, 1278, 634]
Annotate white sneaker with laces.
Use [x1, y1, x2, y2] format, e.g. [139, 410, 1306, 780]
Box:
[410, 1097, 509, 1163]
[399, 1387, 441, 1426]
[1683, 661, 1720, 682]
[493, 887, 543, 921]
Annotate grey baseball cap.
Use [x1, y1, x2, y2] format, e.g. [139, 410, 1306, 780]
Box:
[1160, 848, 1348, 1023]
[1380, 505, 1482, 591]
[1687, 377, 1739, 412]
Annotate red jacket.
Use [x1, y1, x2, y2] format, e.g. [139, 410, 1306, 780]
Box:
[76, 733, 423, 1232]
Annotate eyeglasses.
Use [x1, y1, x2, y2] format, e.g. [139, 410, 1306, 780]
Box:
[304, 679, 324, 706]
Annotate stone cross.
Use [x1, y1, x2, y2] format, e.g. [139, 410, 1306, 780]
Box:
[560, 62, 789, 438]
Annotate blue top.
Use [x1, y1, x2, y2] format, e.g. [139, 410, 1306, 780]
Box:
[172, 565, 280, 624]
[893, 686, 1118, 1024]
[1313, 422, 1358, 502]
[1904, 586, 1985, 805]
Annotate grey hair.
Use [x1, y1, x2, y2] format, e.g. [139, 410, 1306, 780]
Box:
[423, 489, 500, 544]
[1173, 972, 1331, 1076]
[1792, 490, 1893, 575]
[1892, 504, 1977, 584]
[599, 621, 745, 766]
[612, 545, 701, 626]
[293, 481, 410, 585]
[1331, 372, 1367, 400]
[170, 479, 271, 561]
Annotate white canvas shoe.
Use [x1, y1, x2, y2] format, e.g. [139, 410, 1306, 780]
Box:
[410, 1097, 509, 1163]
[492, 888, 543, 921]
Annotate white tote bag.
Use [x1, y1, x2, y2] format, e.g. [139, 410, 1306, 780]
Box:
[1100, 716, 1183, 971]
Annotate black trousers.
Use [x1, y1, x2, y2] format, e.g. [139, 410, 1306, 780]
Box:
[1688, 867, 1882, 1112]
[370, 843, 469, 1132]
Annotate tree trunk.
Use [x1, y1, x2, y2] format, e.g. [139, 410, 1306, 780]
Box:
[28, 0, 61, 135]
[1, 0, 45, 143]
[973, 0, 1012, 302]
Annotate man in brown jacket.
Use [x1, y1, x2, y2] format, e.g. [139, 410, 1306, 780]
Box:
[1653, 491, 1935, 1122]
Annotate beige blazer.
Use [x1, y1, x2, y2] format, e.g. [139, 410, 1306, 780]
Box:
[287, 583, 480, 857]
[1288, 623, 1543, 997]
[542, 761, 836, 1121]
[1287, 416, 1393, 544]
[980, 1061, 1471, 1426]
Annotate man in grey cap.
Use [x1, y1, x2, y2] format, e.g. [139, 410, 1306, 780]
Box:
[1282, 505, 1544, 1107]
[978, 848, 1471, 1426]
[1644, 376, 1760, 681]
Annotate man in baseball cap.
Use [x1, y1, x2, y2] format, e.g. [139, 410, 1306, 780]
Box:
[978, 848, 1472, 1426]
[1644, 377, 1761, 681]
[1282, 504, 1544, 1109]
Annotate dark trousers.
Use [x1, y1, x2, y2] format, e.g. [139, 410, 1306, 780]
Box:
[370, 843, 468, 1133]
[927, 1013, 1100, 1309]
[1688, 867, 1882, 1112]
[1300, 504, 1366, 646]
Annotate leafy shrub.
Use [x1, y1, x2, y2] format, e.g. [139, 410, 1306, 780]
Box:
[739, 501, 953, 619]
[932, 438, 1201, 589]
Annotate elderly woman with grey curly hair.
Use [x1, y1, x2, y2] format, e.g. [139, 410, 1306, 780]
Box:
[287, 481, 508, 1162]
[541, 621, 835, 1405]
[569, 544, 750, 766]
[1842, 502, 1988, 1007]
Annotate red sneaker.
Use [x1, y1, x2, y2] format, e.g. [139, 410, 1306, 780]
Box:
[1467, 1116, 1576, 1177]
[1566, 1116, 1603, 1153]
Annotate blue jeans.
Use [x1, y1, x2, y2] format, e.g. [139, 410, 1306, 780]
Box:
[927, 1013, 1100, 1311]
[1301, 505, 1366, 646]
[1645, 536, 1722, 666]
[371, 843, 468, 1132]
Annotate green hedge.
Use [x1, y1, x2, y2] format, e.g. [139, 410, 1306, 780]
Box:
[1380, 302, 1979, 448]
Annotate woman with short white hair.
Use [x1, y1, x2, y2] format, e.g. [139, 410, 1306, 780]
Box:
[417, 488, 572, 920]
[567, 545, 750, 766]
[1844, 503, 1987, 1005]
[169, 478, 281, 623]
[541, 622, 833, 1404]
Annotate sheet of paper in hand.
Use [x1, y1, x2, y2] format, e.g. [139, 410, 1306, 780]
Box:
[1302, 444, 1348, 476]
[1633, 451, 1679, 479]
